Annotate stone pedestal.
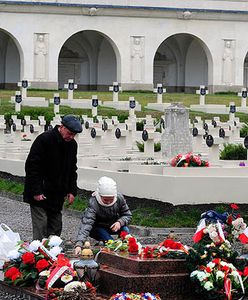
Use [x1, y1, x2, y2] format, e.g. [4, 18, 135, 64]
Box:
[97, 251, 193, 300]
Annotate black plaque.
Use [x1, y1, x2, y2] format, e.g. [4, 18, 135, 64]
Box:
[244, 136, 248, 149]
[85, 121, 89, 129]
[68, 82, 74, 90]
[206, 135, 214, 147]
[219, 128, 225, 138]
[113, 84, 119, 93]
[203, 123, 208, 131]
[30, 124, 34, 133]
[92, 98, 98, 107]
[242, 90, 247, 98]
[229, 105, 236, 114]
[54, 96, 60, 105]
[22, 80, 28, 89]
[200, 88, 206, 96]
[160, 118, 165, 129]
[115, 128, 121, 139]
[142, 129, 149, 142]
[12, 123, 16, 132]
[91, 128, 96, 138]
[129, 100, 136, 109]
[157, 86, 163, 94]
[21, 119, 26, 126]
[102, 121, 108, 131]
[15, 94, 22, 103]
[192, 127, 198, 137]
[212, 120, 217, 127]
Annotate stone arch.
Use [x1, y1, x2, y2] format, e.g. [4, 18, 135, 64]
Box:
[0, 29, 23, 89]
[153, 33, 213, 93]
[58, 30, 121, 90]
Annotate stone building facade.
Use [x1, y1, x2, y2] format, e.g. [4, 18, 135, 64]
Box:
[1, 0, 248, 92]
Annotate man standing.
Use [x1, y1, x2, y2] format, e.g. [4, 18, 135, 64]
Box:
[24, 115, 82, 240]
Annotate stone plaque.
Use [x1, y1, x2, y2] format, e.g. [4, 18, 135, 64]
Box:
[192, 127, 198, 137]
[142, 129, 149, 141]
[244, 136, 248, 149]
[91, 128, 96, 138]
[115, 128, 121, 139]
[15, 94, 22, 103]
[206, 135, 214, 147]
[230, 105, 236, 113]
[157, 86, 163, 94]
[219, 128, 225, 138]
[92, 99, 98, 107]
[200, 88, 206, 96]
[129, 100, 136, 109]
[113, 84, 119, 93]
[242, 90, 247, 98]
[85, 121, 89, 129]
[22, 80, 28, 88]
[68, 82, 74, 90]
[54, 96, 60, 105]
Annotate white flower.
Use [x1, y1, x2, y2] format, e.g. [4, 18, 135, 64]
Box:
[7, 249, 21, 260]
[48, 236, 63, 247]
[216, 270, 224, 279]
[207, 262, 215, 269]
[190, 270, 199, 277]
[64, 281, 86, 292]
[220, 261, 228, 267]
[231, 271, 241, 284]
[61, 274, 73, 283]
[196, 271, 208, 282]
[204, 281, 214, 291]
[39, 270, 50, 277]
[49, 246, 62, 257]
[29, 240, 42, 252]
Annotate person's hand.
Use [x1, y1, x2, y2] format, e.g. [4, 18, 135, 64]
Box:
[67, 193, 75, 205]
[74, 246, 82, 255]
[110, 221, 121, 232]
[34, 194, 46, 201]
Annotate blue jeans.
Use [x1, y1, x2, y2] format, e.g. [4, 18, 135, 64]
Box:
[90, 225, 130, 242]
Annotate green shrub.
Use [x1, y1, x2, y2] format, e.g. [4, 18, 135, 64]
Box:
[240, 124, 248, 138]
[136, 121, 144, 131]
[220, 143, 247, 160]
[136, 141, 161, 152]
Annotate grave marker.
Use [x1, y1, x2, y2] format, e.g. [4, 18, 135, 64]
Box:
[129, 97, 136, 118]
[64, 79, 77, 100]
[53, 93, 60, 114]
[18, 80, 30, 99]
[15, 91, 22, 112]
[196, 85, 208, 106]
[238, 88, 247, 109]
[153, 83, 166, 104]
[92, 95, 98, 117]
[109, 82, 122, 102]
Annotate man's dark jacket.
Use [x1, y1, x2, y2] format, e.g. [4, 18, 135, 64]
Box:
[23, 126, 78, 212]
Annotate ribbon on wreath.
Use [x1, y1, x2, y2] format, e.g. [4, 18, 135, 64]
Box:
[45, 265, 75, 289]
[224, 277, 232, 300]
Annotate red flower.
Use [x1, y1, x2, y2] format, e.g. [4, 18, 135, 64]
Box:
[22, 252, 35, 265]
[243, 266, 248, 276]
[120, 231, 128, 240]
[227, 215, 233, 225]
[128, 237, 137, 244]
[5, 267, 21, 281]
[221, 265, 230, 273]
[205, 161, 209, 167]
[86, 281, 93, 289]
[205, 267, 212, 273]
[36, 259, 49, 272]
[56, 254, 71, 267]
[212, 258, 221, 265]
[230, 203, 239, 210]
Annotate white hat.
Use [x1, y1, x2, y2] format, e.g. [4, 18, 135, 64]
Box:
[97, 176, 117, 197]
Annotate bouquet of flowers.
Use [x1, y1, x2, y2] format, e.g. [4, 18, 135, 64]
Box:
[190, 258, 248, 299]
[109, 292, 161, 300]
[141, 239, 189, 259]
[3, 236, 63, 287]
[105, 231, 142, 255]
[170, 152, 209, 167]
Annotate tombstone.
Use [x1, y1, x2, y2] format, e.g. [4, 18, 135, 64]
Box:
[115, 127, 128, 155]
[142, 129, 155, 157]
[92, 95, 98, 117]
[14, 91, 22, 113]
[229, 102, 236, 121]
[161, 103, 192, 159]
[192, 127, 206, 153]
[129, 96, 136, 118]
[153, 83, 166, 104]
[196, 85, 208, 106]
[38, 116, 46, 131]
[64, 79, 77, 101]
[109, 82, 122, 102]
[90, 125, 104, 155]
[205, 134, 223, 164]
[17, 80, 30, 99]
[53, 93, 60, 114]
[11, 119, 23, 144]
[238, 88, 247, 109]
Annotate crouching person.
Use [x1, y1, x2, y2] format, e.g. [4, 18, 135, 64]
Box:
[74, 176, 132, 255]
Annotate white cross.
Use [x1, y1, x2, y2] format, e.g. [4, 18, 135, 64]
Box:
[17, 80, 31, 99]
[196, 85, 208, 106]
[64, 79, 78, 100]
[109, 82, 122, 102]
[237, 87, 247, 108]
[92, 95, 98, 117]
[229, 102, 236, 121]
[153, 83, 166, 104]
[129, 96, 136, 118]
[53, 93, 60, 115]
[15, 91, 22, 113]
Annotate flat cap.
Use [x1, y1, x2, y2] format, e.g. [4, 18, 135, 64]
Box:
[61, 115, 82, 133]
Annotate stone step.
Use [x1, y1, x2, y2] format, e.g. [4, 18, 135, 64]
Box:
[97, 251, 187, 275]
[98, 265, 193, 300]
